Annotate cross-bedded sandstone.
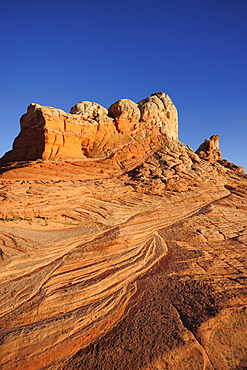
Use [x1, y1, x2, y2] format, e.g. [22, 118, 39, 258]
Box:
[0, 93, 246, 370]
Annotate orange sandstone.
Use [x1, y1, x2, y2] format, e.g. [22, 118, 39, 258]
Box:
[0, 93, 246, 370]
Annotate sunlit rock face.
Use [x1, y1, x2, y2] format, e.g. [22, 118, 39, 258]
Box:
[0, 93, 246, 370]
[108, 98, 141, 133]
[0, 92, 178, 162]
[138, 92, 178, 140]
[196, 134, 222, 162]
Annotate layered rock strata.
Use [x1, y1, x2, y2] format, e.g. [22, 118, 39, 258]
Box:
[0, 92, 178, 162]
[0, 93, 246, 370]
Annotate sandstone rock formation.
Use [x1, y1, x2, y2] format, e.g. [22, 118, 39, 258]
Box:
[0, 92, 178, 163]
[218, 159, 246, 175]
[138, 92, 178, 140]
[70, 101, 108, 118]
[196, 134, 222, 162]
[108, 99, 140, 133]
[0, 94, 246, 370]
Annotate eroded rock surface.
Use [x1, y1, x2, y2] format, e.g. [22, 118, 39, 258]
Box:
[0, 94, 246, 370]
[0, 92, 178, 163]
[196, 134, 222, 162]
[138, 92, 178, 140]
[70, 101, 108, 118]
[108, 99, 140, 132]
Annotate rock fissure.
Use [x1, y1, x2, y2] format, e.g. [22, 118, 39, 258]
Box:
[168, 299, 216, 370]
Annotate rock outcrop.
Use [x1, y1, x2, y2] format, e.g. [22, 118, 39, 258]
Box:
[108, 99, 141, 131]
[196, 134, 222, 162]
[138, 92, 178, 140]
[70, 101, 108, 118]
[218, 159, 246, 175]
[0, 93, 246, 370]
[0, 92, 178, 163]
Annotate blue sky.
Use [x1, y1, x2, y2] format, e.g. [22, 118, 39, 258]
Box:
[0, 0, 246, 170]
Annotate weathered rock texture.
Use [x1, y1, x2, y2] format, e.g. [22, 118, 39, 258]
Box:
[108, 99, 141, 133]
[0, 92, 178, 163]
[138, 92, 178, 140]
[196, 134, 222, 162]
[70, 101, 108, 117]
[0, 94, 246, 370]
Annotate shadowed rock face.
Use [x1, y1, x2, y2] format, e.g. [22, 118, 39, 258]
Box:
[0, 94, 246, 370]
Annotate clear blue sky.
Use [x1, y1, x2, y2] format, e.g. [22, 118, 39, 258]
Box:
[0, 0, 246, 170]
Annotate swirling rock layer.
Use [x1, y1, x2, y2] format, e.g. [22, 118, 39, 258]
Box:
[0, 96, 246, 370]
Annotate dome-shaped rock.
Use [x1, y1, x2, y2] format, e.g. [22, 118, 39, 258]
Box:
[138, 92, 178, 140]
[108, 99, 140, 122]
[70, 101, 108, 119]
[108, 99, 140, 133]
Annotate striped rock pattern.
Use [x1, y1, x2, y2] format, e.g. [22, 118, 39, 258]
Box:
[0, 96, 246, 370]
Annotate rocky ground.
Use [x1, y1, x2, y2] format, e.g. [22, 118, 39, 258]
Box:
[0, 94, 246, 369]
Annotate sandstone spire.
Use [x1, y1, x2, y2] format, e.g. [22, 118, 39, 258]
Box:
[196, 134, 222, 162]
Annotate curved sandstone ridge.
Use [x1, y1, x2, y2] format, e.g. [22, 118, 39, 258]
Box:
[0, 94, 246, 370]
